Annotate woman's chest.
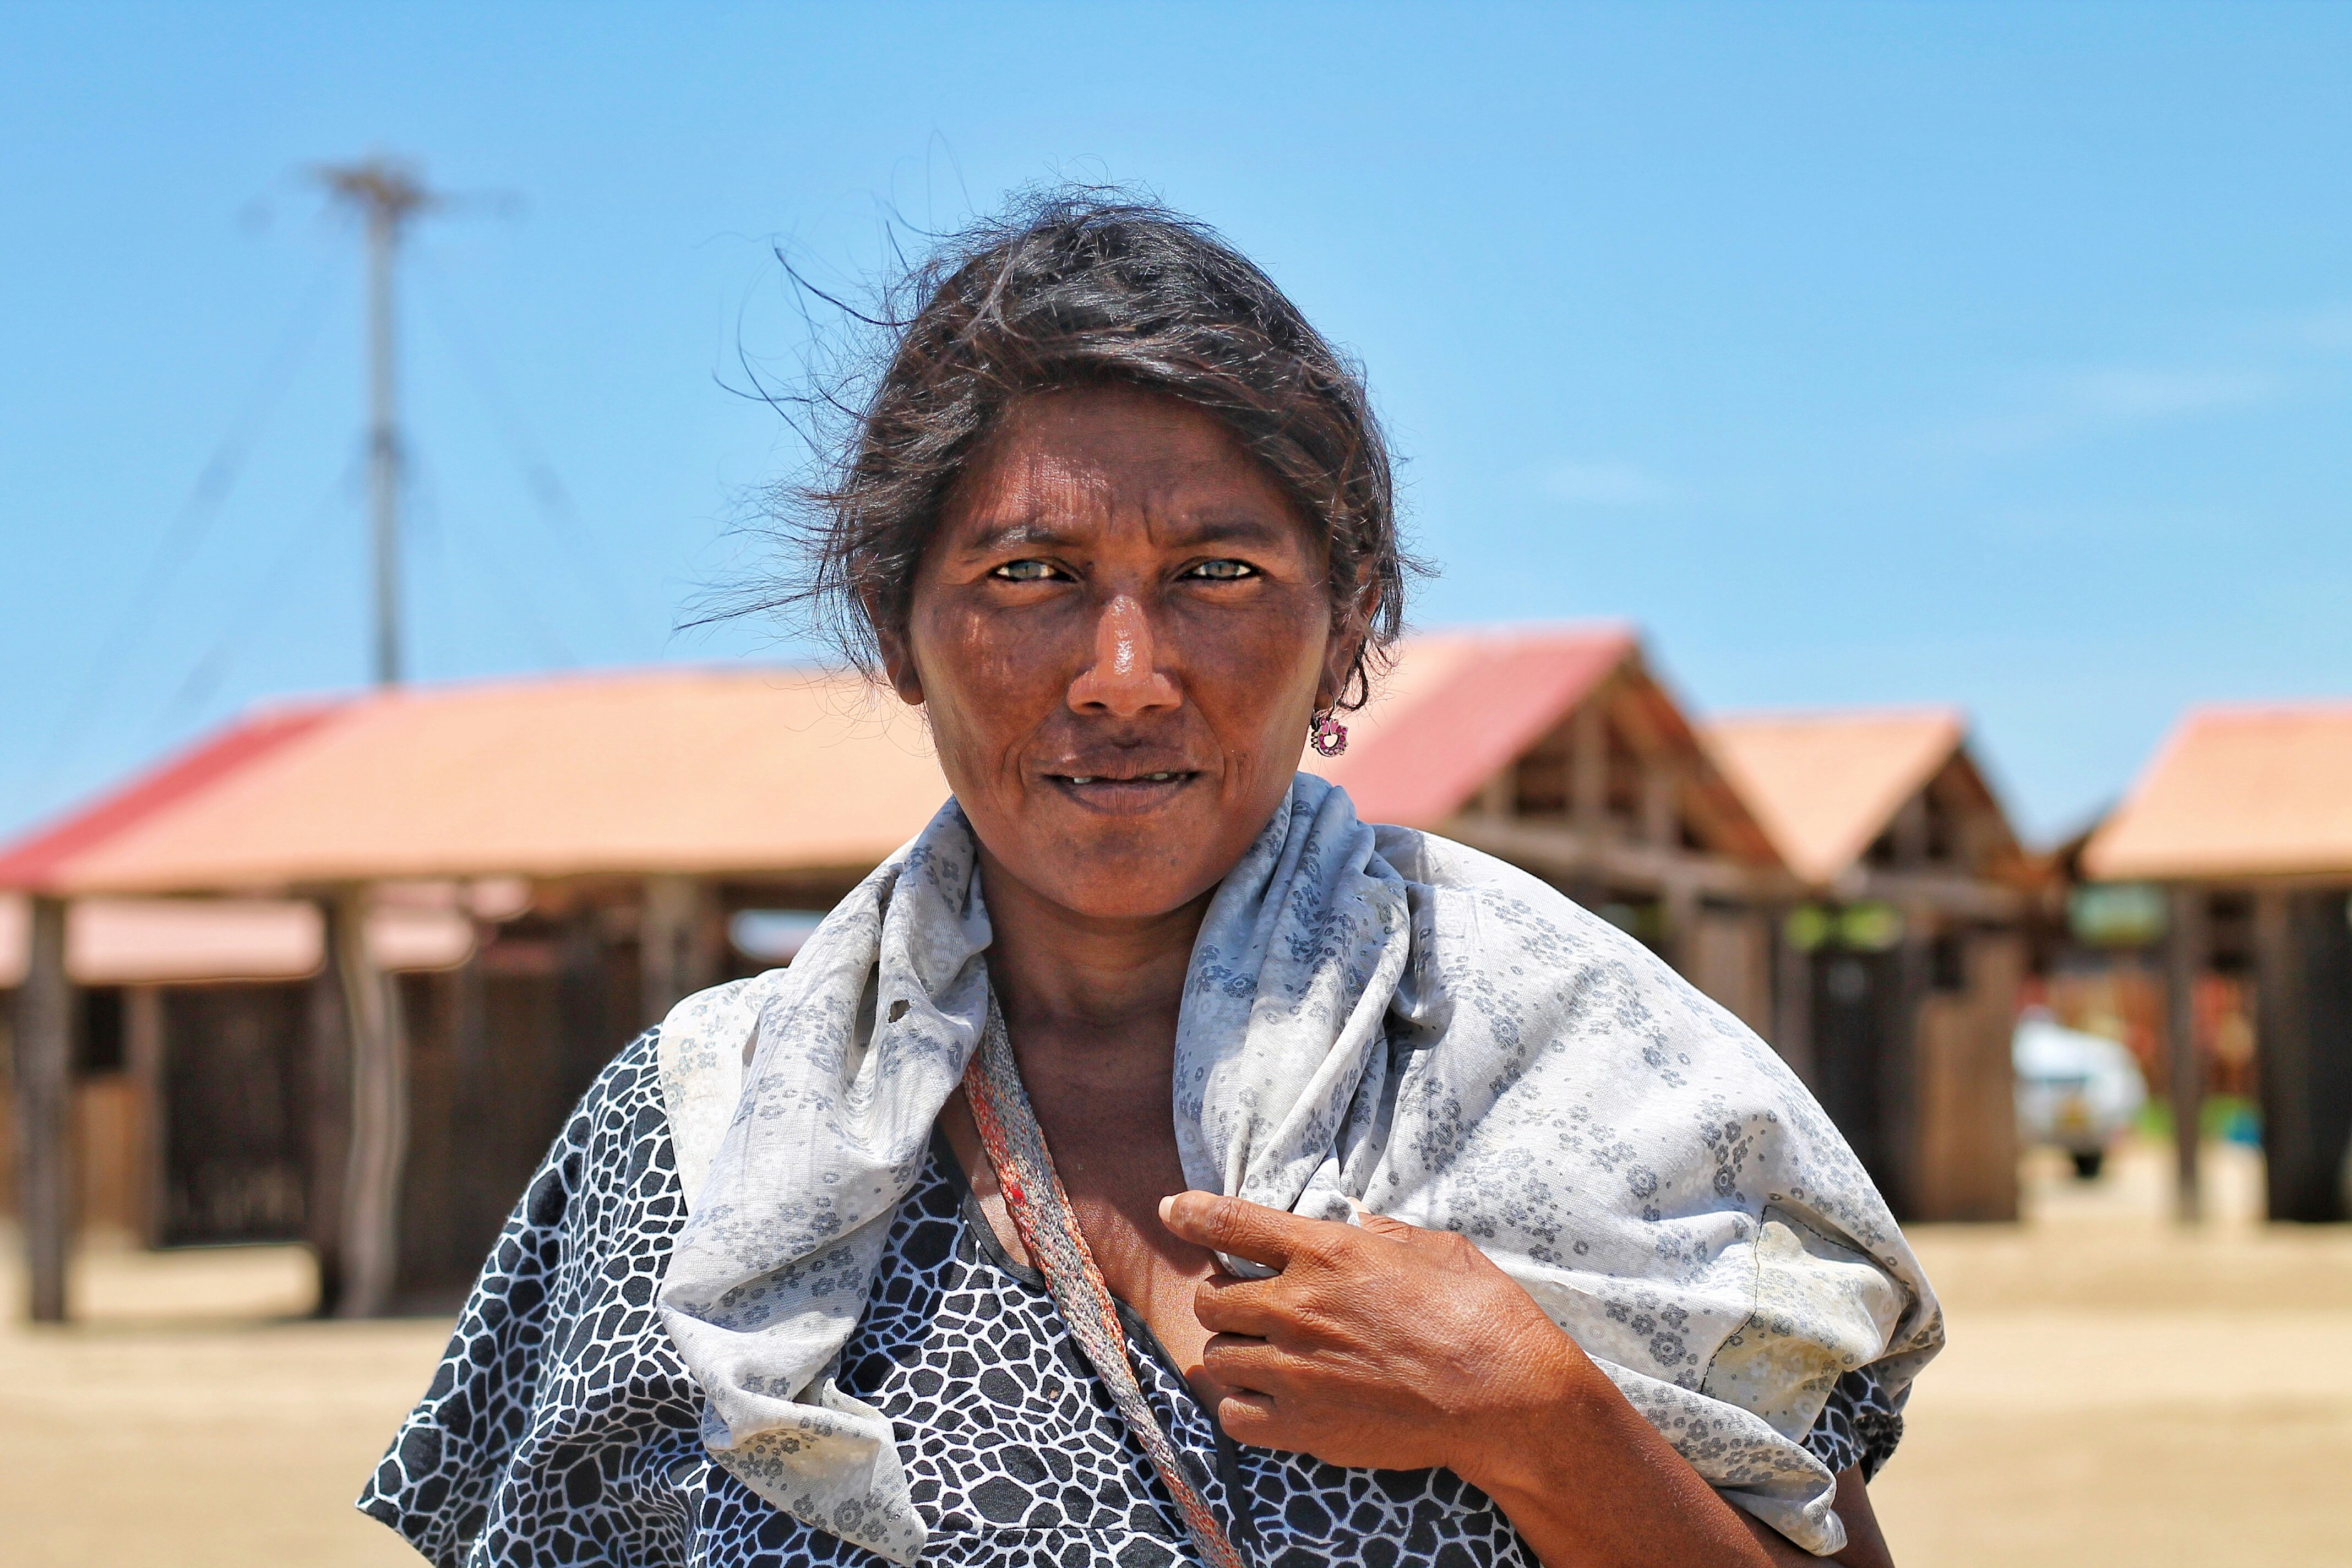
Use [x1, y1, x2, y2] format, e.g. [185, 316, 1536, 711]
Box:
[940, 1086, 1224, 1404]
[673, 1145, 1531, 1568]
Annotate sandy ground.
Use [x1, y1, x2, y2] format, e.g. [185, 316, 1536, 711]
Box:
[3, 1138, 2346, 1567]
[1869, 1141, 2352, 1566]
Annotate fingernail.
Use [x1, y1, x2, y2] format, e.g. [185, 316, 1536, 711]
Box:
[1157, 1195, 1175, 1224]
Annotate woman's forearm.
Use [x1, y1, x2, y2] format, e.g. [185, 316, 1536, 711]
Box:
[1449, 1335, 1816, 1568]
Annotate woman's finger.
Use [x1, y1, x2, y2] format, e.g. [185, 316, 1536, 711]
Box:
[1199, 1332, 1293, 1393]
[1192, 1272, 1288, 1337]
[1214, 1389, 1284, 1447]
[1158, 1191, 1337, 1271]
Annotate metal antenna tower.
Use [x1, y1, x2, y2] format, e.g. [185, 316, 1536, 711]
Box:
[317, 156, 440, 687]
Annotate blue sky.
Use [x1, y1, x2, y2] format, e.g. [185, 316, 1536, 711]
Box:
[5, 2, 2348, 844]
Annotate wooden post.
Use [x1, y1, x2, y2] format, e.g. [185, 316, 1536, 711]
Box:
[450, 918, 494, 1249]
[2252, 886, 2315, 1221]
[1641, 767, 1678, 850]
[2164, 885, 2207, 1223]
[1891, 793, 1930, 868]
[1570, 704, 1607, 827]
[13, 896, 72, 1322]
[641, 875, 716, 1030]
[304, 901, 352, 1314]
[123, 984, 168, 1249]
[557, 903, 613, 1103]
[334, 885, 409, 1317]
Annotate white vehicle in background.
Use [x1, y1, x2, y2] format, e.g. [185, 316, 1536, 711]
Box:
[2013, 1009, 2149, 1179]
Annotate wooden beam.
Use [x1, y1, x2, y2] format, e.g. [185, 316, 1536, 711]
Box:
[1832, 867, 2026, 922]
[2164, 885, 2206, 1223]
[1441, 815, 1794, 902]
[13, 896, 72, 1322]
[1908, 930, 2023, 1221]
[333, 885, 408, 1318]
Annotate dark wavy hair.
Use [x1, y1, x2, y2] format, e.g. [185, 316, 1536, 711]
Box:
[726, 189, 1417, 710]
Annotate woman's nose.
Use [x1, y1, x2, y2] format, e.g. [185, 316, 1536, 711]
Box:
[1066, 594, 1181, 717]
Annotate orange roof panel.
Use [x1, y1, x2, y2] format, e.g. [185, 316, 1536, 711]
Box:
[1705, 709, 1966, 885]
[2082, 703, 2352, 882]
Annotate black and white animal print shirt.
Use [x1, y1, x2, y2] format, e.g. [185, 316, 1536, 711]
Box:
[360, 1031, 1900, 1567]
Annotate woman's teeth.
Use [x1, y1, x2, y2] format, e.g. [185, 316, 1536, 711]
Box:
[1066, 772, 1179, 784]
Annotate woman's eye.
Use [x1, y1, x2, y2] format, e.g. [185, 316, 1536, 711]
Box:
[990, 559, 1062, 582]
[1186, 559, 1257, 581]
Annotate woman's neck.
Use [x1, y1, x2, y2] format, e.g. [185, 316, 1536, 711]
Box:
[974, 845, 1208, 1067]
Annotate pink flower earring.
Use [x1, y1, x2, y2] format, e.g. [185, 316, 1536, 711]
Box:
[1309, 710, 1349, 758]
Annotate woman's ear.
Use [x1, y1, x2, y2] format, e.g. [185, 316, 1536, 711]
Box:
[1319, 585, 1382, 709]
[871, 605, 927, 707]
[1315, 639, 1358, 714]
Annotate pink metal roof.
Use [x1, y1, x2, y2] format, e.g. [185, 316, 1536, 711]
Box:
[2082, 701, 2352, 882]
[0, 703, 339, 891]
[1, 668, 949, 896]
[1704, 709, 1968, 885]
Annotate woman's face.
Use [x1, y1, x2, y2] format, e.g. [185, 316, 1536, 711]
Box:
[888, 386, 1345, 923]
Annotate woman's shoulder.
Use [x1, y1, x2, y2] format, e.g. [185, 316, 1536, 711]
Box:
[459, 1025, 690, 1306]
[578, 1025, 680, 1163]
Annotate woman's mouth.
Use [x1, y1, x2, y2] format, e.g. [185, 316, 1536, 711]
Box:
[1044, 770, 1201, 810]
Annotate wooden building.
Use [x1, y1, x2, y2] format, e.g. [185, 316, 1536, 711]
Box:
[2083, 702, 2352, 1223]
[1, 667, 952, 1321]
[1705, 710, 2030, 1221]
[0, 894, 471, 1248]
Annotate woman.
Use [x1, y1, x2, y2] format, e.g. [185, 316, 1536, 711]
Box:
[362, 195, 1937, 1568]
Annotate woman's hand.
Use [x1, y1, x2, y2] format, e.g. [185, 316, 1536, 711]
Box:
[1157, 1190, 1591, 1482]
[1159, 1191, 1892, 1567]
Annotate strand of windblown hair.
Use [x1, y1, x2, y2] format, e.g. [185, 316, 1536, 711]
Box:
[962, 1001, 1248, 1568]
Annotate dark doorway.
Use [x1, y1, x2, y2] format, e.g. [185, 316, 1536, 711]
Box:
[1811, 946, 1906, 1213]
[161, 984, 309, 1245]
